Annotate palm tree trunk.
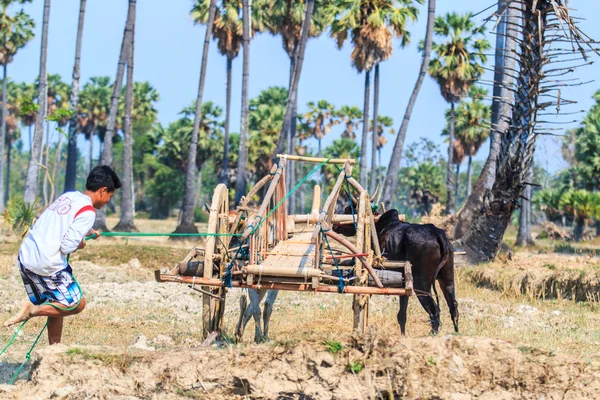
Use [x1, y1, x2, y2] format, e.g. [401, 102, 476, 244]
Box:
[458, 1, 547, 263]
[446, 102, 455, 214]
[175, 0, 217, 232]
[64, 0, 86, 193]
[271, 0, 315, 162]
[88, 133, 93, 175]
[0, 64, 7, 211]
[516, 163, 534, 246]
[370, 63, 379, 194]
[95, 0, 135, 231]
[28, 126, 32, 156]
[454, 163, 460, 205]
[42, 126, 52, 206]
[573, 217, 585, 242]
[115, 22, 136, 232]
[234, 0, 251, 206]
[221, 56, 233, 185]
[5, 139, 11, 204]
[454, 0, 519, 239]
[24, 0, 51, 205]
[382, 0, 435, 208]
[359, 69, 371, 188]
[466, 155, 473, 197]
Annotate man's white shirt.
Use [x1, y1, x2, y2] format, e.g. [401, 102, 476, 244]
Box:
[19, 191, 95, 276]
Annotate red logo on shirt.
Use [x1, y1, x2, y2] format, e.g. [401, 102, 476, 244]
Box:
[48, 196, 73, 215]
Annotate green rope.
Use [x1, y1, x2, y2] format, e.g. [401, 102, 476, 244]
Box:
[250, 158, 330, 235]
[96, 232, 241, 238]
[0, 321, 27, 359]
[8, 318, 49, 385]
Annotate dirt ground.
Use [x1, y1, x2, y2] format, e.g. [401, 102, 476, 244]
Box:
[1, 224, 600, 398]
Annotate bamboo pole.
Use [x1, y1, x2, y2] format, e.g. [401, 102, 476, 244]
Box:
[277, 154, 355, 165]
[311, 166, 348, 244]
[155, 273, 409, 296]
[231, 165, 276, 232]
[243, 265, 322, 278]
[323, 227, 383, 288]
[241, 160, 285, 241]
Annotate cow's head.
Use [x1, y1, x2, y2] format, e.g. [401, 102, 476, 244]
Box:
[332, 185, 382, 237]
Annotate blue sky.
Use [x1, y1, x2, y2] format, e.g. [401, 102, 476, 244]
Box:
[9, 0, 600, 174]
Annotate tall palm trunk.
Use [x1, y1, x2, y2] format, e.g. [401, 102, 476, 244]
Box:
[0, 64, 7, 211]
[454, 163, 460, 204]
[369, 63, 379, 193]
[516, 162, 534, 246]
[234, 0, 251, 206]
[271, 0, 315, 163]
[24, 0, 51, 205]
[175, 0, 217, 232]
[115, 23, 136, 232]
[64, 0, 87, 193]
[27, 126, 32, 155]
[381, 0, 435, 208]
[446, 102, 455, 214]
[459, 1, 548, 263]
[94, 0, 135, 230]
[221, 56, 232, 185]
[88, 130, 94, 174]
[4, 139, 11, 204]
[466, 155, 473, 197]
[454, 0, 518, 239]
[359, 69, 370, 188]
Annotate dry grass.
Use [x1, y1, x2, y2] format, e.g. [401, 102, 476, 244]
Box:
[2, 218, 600, 370]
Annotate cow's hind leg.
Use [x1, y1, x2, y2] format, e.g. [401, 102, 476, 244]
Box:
[437, 259, 459, 333]
[262, 290, 279, 342]
[414, 280, 441, 335]
[398, 295, 409, 335]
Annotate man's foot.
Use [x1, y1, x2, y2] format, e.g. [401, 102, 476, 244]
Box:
[3, 302, 34, 327]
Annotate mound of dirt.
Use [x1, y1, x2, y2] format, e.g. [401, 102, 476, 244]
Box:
[2, 334, 599, 399]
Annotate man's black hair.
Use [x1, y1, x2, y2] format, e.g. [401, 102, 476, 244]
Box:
[86, 166, 122, 192]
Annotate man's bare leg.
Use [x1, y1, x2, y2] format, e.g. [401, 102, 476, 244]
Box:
[47, 317, 64, 344]
[4, 297, 86, 328]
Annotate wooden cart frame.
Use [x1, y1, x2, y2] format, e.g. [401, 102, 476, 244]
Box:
[155, 154, 412, 337]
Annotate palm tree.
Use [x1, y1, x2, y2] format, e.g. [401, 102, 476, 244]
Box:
[330, 0, 419, 188]
[0, 1, 34, 210]
[382, 0, 435, 209]
[2, 78, 20, 203]
[560, 190, 600, 242]
[270, 0, 316, 164]
[192, 0, 264, 186]
[95, 0, 136, 231]
[17, 81, 35, 147]
[64, 0, 87, 193]
[457, 1, 590, 262]
[263, 0, 328, 148]
[78, 76, 111, 175]
[234, 0, 250, 206]
[426, 12, 489, 215]
[175, 0, 217, 234]
[23, 0, 50, 205]
[443, 86, 490, 199]
[336, 105, 362, 140]
[42, 73, 69, 204]
[302, 100, 338, 155]
[114, 21, 136, 232]
[371, 114, 393, 175]
[454, 1, 519, 239]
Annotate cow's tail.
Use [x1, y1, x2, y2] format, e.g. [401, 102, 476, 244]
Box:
[431, 231, 451, 310]
[434, 231, 451, 281]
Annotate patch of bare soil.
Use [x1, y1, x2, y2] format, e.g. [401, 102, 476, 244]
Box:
[1, 334, 599, 399]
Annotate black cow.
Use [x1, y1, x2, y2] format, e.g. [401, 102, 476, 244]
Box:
[334, 209, 458, 335]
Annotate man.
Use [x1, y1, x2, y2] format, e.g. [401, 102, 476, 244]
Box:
[3, 166, 122, 345]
